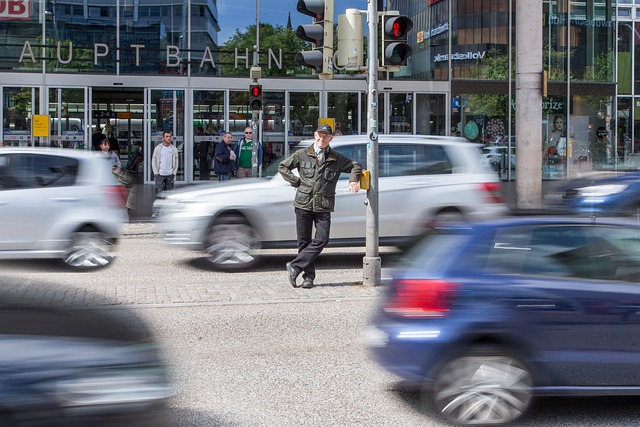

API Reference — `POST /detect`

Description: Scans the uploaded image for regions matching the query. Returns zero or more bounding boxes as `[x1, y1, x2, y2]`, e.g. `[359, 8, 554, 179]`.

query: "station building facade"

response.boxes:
[0, 0, 618, 184]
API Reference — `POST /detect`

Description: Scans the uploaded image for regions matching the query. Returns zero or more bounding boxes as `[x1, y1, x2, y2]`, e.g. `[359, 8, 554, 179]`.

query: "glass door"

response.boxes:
[2, 86, 39, 147]
[144, 89, 186, 183]
[48, 87, 89, 149]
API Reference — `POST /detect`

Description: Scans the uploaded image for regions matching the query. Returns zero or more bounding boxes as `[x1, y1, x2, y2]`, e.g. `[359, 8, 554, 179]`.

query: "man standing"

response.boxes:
[213, 131, 236, 181]
[234, 126, 263, 178]
[151, 130, 178, 199]
[278, 124, 362, 289]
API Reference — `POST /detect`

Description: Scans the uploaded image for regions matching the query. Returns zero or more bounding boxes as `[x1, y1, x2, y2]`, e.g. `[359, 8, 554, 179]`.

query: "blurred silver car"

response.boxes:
[0, 148, 128, 270]
[0, 287, 172, 426]
[154, 135, 509, 270]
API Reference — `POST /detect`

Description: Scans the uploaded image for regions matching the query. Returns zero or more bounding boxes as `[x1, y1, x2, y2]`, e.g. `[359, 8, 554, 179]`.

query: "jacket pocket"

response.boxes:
[319, 194, 335, 210]
[295, 188, 313, 206]
[323, 168, 339, 183]
[300, 161, 315, 178]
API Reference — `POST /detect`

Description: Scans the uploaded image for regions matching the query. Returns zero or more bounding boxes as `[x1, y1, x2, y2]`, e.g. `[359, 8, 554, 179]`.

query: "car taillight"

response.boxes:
[479, 182, 503, 204]
[384, 279, 458, 318]
[105, 185, 128, 209]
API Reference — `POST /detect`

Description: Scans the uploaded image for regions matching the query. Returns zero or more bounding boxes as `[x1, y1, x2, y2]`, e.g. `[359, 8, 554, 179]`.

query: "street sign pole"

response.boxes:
[363, 0, 380, 287]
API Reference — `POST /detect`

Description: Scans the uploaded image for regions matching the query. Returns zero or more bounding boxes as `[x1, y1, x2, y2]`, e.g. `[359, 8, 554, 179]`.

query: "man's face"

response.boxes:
[314, 131, 332, 149]
[163, 133, 172, 145]
[223, 134, 232, 144]
[244, 129, 253, 139]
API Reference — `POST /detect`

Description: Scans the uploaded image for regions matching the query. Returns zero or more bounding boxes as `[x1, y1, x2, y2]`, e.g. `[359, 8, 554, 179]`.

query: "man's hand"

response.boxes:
[349, 181, 360, 193]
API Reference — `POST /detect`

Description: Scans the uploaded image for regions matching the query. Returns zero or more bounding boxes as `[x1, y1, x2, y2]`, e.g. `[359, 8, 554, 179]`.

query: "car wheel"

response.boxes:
[63, 228, 116, 270]
[429, 347, 533, 425]
[204, 214, 261, 270]
[432, 209, 465, 227]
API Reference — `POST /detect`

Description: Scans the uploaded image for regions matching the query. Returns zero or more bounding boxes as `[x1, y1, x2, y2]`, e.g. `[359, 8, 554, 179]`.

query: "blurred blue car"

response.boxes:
[558, 172, 640, 216]
[367, 216, 640, 425]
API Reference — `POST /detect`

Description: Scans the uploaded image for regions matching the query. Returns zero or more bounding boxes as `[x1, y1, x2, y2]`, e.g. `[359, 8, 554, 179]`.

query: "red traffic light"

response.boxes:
[391, 20, 404, 38]
[384, 15, 413, 40]
[250, 85, 262, 97]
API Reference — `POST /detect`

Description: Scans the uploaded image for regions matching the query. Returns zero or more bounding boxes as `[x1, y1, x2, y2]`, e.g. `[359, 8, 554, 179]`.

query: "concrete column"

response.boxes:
[515, 0, 543, 209]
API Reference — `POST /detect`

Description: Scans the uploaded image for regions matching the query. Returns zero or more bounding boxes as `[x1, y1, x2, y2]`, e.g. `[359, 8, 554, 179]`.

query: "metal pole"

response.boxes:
[363, 0, 380, 287]
[251, 0, 260, 177]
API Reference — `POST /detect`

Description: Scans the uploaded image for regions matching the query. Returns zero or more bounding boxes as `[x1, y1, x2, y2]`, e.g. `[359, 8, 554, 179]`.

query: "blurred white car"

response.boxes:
[0, 148, 128, 270]
[154, 135, 509, 270]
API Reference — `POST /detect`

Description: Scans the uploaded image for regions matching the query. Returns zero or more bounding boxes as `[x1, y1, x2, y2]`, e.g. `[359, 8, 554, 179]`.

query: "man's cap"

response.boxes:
[316, 124, 333, 135]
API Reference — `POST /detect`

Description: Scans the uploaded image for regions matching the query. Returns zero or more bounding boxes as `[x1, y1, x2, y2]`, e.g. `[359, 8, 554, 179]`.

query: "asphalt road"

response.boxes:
[1, 234, 640, 426]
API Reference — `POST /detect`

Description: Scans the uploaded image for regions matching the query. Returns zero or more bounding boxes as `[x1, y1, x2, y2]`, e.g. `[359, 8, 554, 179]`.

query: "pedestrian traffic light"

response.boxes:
[381, 12, 413, 68]
[249, 84, 262, 111]
[295, 0, 334, 79]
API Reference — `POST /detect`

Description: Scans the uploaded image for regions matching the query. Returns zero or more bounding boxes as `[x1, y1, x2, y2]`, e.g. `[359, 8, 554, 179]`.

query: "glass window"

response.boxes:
[380, 144, 452, 176]
[149, 90, 185, 181]
[0, 154, 78, 190]
[2, 87, 38, 147]
[42, 1, 117, 74]
[288, 91, 319, 139]
[328, 92, 360, 136]
[484, 224, 640, 282]
[335, 143, 452, 177]
[228, 91, 252, 137]
[416, 94, 447, 135]
[484, 226, 586, 277]
[49, 87, 87, 149]
[192, 90, 224, 181]
[389, 93, 413, 134]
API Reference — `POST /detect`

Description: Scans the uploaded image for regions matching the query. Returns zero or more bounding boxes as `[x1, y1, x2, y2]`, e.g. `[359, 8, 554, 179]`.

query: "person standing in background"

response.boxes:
[195, 126, 211, 180]
[100, 136, 121, 168]
[151, 131, 178, 211]
[92, 126, 105, 151]
[234, 126, 263, 178]
[213, 131, 236, 181]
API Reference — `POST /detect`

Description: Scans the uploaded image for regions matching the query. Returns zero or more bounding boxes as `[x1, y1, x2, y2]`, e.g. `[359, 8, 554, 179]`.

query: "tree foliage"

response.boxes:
[218, 24, 312, 77]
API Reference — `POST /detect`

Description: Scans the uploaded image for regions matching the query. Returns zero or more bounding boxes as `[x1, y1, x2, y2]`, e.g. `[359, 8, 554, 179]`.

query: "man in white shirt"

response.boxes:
[151, 131, 179, 198]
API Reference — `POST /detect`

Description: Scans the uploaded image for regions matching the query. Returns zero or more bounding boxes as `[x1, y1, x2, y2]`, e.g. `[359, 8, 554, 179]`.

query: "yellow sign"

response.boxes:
[359, 170, 370, 190]
[32, 115, 50, 137]
[318, 117, 335, 133]
[118, 112, 133, 119]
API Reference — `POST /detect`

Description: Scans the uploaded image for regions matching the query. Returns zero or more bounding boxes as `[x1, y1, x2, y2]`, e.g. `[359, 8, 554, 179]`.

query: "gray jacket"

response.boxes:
[278, 145, 362, 212]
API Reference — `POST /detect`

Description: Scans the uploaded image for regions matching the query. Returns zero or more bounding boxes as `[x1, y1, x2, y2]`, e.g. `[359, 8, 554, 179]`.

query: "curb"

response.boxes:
[122, 222, 159, 236]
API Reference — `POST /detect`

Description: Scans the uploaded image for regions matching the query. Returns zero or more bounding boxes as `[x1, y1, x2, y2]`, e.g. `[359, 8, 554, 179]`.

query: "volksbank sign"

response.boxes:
[434, 51, 486, 63]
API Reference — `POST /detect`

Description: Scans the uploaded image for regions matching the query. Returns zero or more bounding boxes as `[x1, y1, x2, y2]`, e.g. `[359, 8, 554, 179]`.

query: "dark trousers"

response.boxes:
[199, 157, 210, 180]
[290, 207, 331, 281]
[154, 174, 174, 197]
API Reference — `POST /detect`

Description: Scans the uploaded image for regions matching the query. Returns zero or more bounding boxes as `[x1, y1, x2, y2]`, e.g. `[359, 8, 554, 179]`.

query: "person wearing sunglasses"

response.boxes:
[233, 126, 263, 178]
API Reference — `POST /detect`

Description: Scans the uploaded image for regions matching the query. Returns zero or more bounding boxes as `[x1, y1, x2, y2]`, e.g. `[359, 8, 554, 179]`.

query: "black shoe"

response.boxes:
[301, 278, 314, 289]
[286, 262, 300, 288]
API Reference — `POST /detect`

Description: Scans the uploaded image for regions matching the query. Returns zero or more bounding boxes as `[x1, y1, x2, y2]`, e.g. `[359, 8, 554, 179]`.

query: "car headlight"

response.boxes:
[577, 184, 628, 197]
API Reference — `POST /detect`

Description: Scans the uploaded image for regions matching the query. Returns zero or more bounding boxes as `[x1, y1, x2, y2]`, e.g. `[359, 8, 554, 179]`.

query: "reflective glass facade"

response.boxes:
[0, 0, 619, 184]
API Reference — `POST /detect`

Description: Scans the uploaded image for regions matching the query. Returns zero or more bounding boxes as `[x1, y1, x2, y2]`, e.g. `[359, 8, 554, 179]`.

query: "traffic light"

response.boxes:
[249, 84, 262, 111]
[295, 0, 334, 79]
[381, 12, 413, 68]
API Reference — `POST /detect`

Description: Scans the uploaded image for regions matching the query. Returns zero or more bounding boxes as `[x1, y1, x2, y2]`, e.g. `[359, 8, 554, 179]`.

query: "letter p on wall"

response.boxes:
[0, 0, 31, 20]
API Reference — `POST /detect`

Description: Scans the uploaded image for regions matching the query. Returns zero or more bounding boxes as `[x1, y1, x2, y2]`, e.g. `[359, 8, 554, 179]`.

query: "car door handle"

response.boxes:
[507, 298, 574, 311]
